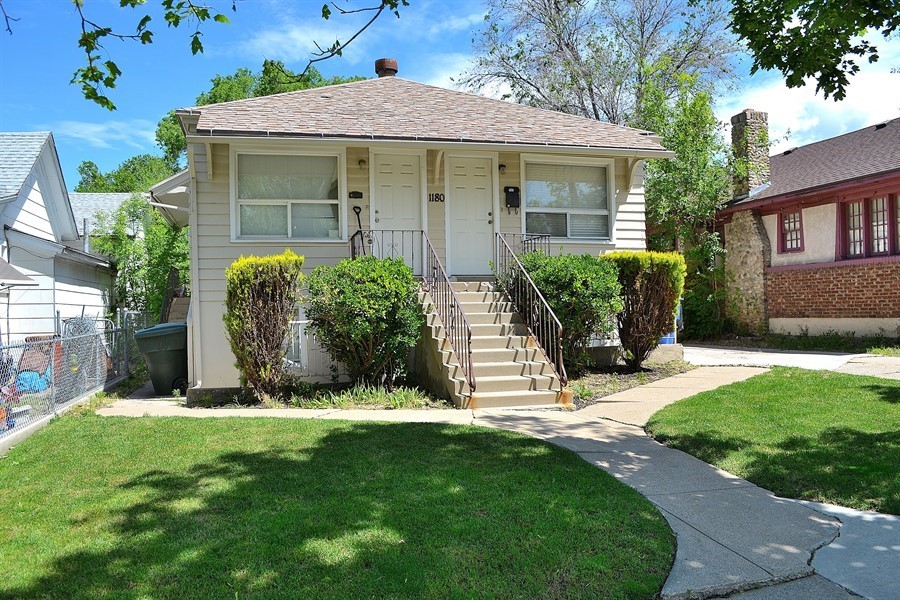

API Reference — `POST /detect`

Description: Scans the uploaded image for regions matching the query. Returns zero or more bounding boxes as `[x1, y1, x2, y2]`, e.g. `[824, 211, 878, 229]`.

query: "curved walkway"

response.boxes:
[97, 393, 890, 599]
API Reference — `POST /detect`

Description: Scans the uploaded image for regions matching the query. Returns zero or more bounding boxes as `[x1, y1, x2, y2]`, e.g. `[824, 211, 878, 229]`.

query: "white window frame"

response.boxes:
[230, 145, 347, 243]
[520, 154, 616, 241]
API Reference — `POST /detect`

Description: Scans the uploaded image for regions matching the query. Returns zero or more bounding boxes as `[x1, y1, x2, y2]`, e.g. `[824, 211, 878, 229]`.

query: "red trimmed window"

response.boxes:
[779, 210, 803, 252]
[895, 196, 900, 253]
[841, 195, 900, 258]
[845, 201, 865, 257]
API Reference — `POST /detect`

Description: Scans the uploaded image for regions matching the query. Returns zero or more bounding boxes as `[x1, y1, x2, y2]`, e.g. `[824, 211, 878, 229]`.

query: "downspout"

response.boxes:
[187, 170, 202, 394]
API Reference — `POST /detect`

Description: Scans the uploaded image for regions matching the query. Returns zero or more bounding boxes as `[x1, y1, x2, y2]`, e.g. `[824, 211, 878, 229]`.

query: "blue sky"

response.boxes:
[1, 0, 898, 190]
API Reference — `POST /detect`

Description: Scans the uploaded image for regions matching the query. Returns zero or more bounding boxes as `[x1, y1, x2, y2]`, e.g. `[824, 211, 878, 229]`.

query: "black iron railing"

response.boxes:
[423, 235, 475, 395]
[494, 233, 567, 389]
[500, 233, 551, 256]
[350, 229, 425, 275]
[350, 229, 474, 396]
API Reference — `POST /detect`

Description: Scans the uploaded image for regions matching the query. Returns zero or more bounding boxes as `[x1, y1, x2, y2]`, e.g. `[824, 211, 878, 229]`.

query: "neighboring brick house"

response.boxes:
[719, 111, 900, 337]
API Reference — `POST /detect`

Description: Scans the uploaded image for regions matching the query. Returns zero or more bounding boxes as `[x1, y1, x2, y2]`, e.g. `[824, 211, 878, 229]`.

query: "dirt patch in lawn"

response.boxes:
[570, 361, 695, 411]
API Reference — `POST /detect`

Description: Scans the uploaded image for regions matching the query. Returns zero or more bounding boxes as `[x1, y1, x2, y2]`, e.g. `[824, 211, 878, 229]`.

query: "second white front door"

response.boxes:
[372, 153, 423, 272]
[448, 156, 494, 275]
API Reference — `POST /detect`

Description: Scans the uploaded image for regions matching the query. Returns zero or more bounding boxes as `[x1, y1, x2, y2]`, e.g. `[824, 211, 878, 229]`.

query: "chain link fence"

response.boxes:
[0, 312, 153, 440]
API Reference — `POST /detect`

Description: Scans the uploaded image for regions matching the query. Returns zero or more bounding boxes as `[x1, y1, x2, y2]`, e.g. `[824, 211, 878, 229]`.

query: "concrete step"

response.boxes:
[470, 323, 529, 337]
[471, 335, 533, 349]
[466, 311, 520, 325]
[470, 347, 541, 363]
[461, 301, 515, 314]
[474, 374, 558, 392]
[451, 281, 495, 293]
[471, 360, 554, 377]
[454, 291, 504, 302]
[469, 389, 562, 409]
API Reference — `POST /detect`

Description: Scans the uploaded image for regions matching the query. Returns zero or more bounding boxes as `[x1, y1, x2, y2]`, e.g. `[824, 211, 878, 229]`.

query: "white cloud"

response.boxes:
[48, 120, 157, 150]
[238, 18, 374, 66]
[426, 12, 487, 37]
[717, 40, 900, 152]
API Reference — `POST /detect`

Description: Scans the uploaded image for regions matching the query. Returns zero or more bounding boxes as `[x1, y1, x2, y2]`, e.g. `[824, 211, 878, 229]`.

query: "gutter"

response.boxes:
[183, 132, 675, 159]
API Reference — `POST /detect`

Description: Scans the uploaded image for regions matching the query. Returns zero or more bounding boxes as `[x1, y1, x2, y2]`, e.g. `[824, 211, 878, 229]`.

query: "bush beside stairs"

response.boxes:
[418, 281, 573, 409]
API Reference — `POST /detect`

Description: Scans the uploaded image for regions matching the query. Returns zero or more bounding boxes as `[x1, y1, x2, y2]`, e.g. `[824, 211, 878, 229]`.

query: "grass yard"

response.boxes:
[0, 415, 673, 599]
[647, 368, 900, 513]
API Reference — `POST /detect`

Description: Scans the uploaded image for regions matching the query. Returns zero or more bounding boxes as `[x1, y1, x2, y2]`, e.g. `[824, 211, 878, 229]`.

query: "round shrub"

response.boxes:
[501, 252, 622, 375]
[305, 257, 422, 386]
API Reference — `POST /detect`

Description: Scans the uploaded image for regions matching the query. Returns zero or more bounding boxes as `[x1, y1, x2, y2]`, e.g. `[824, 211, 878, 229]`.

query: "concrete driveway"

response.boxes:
[684, 345, 900, 381]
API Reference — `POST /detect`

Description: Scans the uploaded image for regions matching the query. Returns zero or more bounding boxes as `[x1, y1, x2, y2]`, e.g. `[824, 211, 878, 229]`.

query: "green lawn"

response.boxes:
[647, 368, 900, 513]
[0, 415, 673, 599]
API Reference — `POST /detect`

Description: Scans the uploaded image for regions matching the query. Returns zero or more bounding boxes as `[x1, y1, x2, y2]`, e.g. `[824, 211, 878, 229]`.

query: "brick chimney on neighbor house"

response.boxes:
[375, 58, 398, 77]
[731, 109, 770, 199]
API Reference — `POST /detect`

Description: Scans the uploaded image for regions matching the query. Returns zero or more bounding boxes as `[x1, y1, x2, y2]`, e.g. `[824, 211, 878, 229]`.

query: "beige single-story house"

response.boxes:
[720, 111, 900, 337]
[171, 59, 671, 406]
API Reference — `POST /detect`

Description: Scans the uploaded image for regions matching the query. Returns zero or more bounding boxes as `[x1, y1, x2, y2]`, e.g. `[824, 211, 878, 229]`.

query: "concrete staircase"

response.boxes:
[420, 281, 572, 410]
[166, 297, 190, 323]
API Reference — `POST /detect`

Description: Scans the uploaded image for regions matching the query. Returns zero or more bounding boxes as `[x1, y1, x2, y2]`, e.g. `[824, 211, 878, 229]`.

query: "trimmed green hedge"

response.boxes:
[601, 251, 686, 369]
[224, 250, 305, 399]
[306, 257, 422, 386]
[507, 252, 622, 375]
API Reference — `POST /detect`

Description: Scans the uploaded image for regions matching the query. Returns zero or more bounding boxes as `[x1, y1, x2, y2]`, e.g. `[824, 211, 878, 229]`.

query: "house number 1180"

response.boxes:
[428, 193, 445, 202]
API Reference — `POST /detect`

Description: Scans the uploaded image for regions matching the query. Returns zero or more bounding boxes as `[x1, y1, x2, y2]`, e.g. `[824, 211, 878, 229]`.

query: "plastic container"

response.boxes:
[133, 323, 188, 395]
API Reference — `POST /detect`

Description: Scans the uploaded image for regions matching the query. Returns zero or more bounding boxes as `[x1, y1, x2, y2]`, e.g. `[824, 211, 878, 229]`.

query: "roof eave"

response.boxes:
[184, 131, 674, 158]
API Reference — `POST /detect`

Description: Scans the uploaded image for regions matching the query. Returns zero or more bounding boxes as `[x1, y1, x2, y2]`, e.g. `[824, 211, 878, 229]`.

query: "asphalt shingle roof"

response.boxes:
[181, 76, 667, 153]
[0, 132, 51, 199]
[739, 117, 900, 204]
[69, 192, 136, 236]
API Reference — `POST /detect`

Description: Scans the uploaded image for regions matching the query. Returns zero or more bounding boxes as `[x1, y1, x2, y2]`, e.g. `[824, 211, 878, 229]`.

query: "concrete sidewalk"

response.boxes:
[684, 345, 900, 381]
[97, 396, 887, 599]
[575, 366, 768, 426]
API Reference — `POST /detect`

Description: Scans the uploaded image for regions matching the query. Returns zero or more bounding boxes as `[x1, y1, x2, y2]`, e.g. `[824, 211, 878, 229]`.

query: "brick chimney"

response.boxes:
[731, 109, 770, 199]
[375, 58, 398, 77]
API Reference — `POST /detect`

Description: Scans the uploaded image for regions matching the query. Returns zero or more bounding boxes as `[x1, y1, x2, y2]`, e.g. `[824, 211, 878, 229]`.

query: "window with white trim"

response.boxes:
[779, 210, 803, 252]
[236, 153, 341, 240]
[523, 160, 612, 239]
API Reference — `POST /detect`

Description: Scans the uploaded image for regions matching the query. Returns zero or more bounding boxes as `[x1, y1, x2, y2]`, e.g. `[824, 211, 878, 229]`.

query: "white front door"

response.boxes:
[448, 156, 494, 275]
[372, 153, 423, 273]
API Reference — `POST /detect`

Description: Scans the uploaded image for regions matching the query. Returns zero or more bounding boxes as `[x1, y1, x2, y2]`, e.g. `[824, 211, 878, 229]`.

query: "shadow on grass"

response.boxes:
[1, 422, 672, 599]
[654, 426, 900, 514]
[862, 384, 900, 404]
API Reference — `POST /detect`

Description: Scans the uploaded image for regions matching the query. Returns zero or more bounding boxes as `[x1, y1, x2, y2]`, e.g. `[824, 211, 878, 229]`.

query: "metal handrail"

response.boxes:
[502, 233, 551, 256]
[422, 234, 475, 395]
[349, 228, 475, 396]
[494, 233, 567, 389]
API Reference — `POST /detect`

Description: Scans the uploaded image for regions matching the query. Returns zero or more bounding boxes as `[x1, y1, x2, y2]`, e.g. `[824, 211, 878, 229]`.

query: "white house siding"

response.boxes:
[1, 178, 55, 242]
[189, 141, 649, 391]
[763, 204, 837, 267]
[54, 258, 114, 323]
[3, 251, 55, 341]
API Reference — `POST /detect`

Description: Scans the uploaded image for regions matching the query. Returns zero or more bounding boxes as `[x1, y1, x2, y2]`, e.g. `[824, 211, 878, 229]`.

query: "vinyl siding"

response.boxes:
[54, 259, 114, 323]
[1, 177, 55, 241]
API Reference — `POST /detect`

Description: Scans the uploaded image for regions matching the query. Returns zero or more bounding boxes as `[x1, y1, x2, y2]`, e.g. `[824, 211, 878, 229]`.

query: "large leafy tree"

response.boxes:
[462, 0, 738, 125]
[155, 60, 365, 170]
[90, 195, 189, 317]
[75, 154, 175, 193]
[731, 0, 899, 100]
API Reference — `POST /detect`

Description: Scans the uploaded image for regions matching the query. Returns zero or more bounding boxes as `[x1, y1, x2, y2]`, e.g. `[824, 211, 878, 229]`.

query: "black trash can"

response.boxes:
[134, 323, 188, 395]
